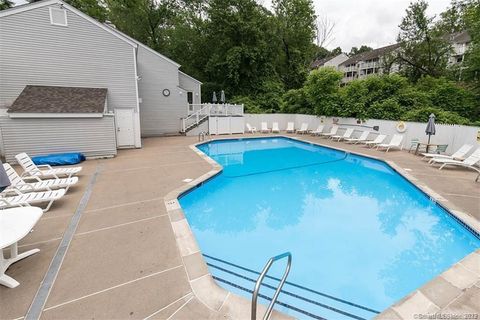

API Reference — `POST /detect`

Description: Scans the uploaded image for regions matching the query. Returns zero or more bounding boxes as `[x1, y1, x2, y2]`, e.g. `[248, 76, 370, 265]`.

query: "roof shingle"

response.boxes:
[8, 85, 108, 114]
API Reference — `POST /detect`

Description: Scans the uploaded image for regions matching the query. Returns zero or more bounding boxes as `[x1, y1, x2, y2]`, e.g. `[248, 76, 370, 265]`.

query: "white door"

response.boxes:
[115, 108, 135, 147]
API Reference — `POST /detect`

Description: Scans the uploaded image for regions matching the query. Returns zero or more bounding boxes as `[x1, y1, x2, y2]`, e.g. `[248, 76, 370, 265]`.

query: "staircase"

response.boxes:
[181, 105, 210, 133]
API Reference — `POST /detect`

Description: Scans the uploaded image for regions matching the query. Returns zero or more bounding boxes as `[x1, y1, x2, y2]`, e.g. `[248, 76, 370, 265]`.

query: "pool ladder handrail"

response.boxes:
[251, 252, 292, 320]
[198, 131, 209, 142]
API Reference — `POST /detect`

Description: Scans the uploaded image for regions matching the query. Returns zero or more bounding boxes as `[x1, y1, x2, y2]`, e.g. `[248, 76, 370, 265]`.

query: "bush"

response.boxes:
[415, 77, 478, 120]
[281, 88, 313, 114]
[229, 95, 262, 113]
[304, 68, 343, 116]
[401, 107, 470, 125]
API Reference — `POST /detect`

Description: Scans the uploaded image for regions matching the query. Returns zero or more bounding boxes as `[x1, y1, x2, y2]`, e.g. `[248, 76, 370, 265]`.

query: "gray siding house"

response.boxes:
[105, 25, 202, 136]
[0, 0, 201, 160]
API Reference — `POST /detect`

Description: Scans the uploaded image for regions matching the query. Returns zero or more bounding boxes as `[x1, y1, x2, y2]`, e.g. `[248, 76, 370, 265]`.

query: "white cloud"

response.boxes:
[264, 0, 452, 51]
[13, 0, 451, 52]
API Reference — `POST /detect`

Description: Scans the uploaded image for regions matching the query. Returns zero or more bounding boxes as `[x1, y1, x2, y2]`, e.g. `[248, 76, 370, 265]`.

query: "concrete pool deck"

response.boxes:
[0, 134, 479, 319]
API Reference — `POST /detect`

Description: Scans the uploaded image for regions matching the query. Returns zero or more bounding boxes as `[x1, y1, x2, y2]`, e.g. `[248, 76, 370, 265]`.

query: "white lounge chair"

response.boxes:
[0, 188, 66, 212]
[320, 125, 338, 138]
[311, 125, 325, 136]
[422, 144, 473, 163]
[246, 123, 257, 134]
[15, 153, 82, 179]
[272, 122, 280, 133]
[345, 131, 369, 144]
[260, 122, 270, 133]
[376, 134, 404, 152]
[3, 163, 78, 193]
[364, 134, 387, 148]
[432, 148, 480, 182]
[331, 128, 354, 141]
[286, 122, 295, 133]
[0, 206, 44, 288]
[297, 123, 309, 134]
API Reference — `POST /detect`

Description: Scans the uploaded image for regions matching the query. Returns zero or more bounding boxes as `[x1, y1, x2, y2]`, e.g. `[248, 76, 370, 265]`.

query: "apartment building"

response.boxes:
[338, 44, 400, 84]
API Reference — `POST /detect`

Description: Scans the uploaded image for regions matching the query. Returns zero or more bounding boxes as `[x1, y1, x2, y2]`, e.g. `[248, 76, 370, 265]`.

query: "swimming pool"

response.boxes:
[179, 137, 479, 319]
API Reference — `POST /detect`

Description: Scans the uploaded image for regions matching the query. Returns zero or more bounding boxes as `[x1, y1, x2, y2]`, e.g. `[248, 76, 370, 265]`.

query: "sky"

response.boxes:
[13, 0, 452, 52]
[261, 0, 452, 51]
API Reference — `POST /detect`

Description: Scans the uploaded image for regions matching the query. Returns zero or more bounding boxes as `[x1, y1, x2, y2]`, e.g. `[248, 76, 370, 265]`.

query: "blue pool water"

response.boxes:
[179, 137, 479, 319]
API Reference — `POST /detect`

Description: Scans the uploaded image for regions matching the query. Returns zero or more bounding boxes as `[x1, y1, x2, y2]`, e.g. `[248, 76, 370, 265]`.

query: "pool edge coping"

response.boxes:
[164, 134, 480, 319]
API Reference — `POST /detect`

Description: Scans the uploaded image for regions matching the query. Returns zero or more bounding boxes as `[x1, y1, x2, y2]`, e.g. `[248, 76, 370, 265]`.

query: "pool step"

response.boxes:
[203, 254, 380, 320]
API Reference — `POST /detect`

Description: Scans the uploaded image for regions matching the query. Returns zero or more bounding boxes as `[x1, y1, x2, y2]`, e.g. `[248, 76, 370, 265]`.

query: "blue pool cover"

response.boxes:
[179, 137, 479, 320]
[32, 153, 85, 166]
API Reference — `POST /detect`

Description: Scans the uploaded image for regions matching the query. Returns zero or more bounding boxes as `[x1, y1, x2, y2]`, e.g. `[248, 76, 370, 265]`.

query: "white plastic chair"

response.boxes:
[332, 128, 354, 141]
[272, 122, 280, 133]
[364, 134, 387, 148]
[345, 131, 369, 144]
[311, 125, 325, 136]
[320, 125, 338, 138]
[260, 122, 270, 133]
[0, 188, 66, 212]
[15, 153, 82, 179]
[246, 123, 257, 134]
[297, 123, 309, 134]
[422, 144, 473, 163]
[376, 134, 404, 152]
[286, 122, 295, 133]
[3, 163, 78, 193]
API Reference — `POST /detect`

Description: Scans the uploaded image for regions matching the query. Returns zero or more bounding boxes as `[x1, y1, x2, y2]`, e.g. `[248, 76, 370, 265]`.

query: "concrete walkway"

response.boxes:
[0, 135, 478, 319]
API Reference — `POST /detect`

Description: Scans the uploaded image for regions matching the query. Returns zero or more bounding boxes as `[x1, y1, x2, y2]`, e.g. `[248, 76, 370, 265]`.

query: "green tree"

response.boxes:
[436, 0, 469, 33]
[67, 0, 107, 21]
[0, 0, 13, 10]
[106, 0, 177, 51]
[273, 0, 317, 89]
[202, 0, 277, 97]
[304, 68, 343, 115]
[349, 45, 373, 56]
[281, 88, 312, 114]
[397, 0, 453, 81]
[462, 0, 480, 93]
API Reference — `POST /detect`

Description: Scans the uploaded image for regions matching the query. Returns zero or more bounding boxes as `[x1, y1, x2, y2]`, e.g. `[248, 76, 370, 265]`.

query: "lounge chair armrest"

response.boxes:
[37, 164, 54, 170]
[4, 187, 23, 195]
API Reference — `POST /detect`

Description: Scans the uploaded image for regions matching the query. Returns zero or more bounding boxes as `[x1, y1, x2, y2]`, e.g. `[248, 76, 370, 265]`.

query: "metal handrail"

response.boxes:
[251, 252, 292, 320]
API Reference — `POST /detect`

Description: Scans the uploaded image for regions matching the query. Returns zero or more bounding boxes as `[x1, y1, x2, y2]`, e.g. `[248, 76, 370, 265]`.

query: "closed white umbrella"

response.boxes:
[220, 90, 225, 104]
[212, 91, 217, 103]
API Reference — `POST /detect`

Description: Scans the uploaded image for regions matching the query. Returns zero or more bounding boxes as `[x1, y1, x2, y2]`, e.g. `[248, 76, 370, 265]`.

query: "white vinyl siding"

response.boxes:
[0, 116, 117, 162]
[136, 46, 188, 136]
[179, 73, 201, 105]
[0, 5, 137, 112]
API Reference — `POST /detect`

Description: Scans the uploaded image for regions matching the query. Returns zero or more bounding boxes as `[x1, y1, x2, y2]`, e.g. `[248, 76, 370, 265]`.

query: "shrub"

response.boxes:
[401, 107, 470, 125]
[281, 88, 313, 114]
[304, 68, 343, 116]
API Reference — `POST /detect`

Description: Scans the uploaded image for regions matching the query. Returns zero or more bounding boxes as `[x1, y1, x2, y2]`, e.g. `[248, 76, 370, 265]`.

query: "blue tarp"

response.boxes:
[32, 153, 85, 166]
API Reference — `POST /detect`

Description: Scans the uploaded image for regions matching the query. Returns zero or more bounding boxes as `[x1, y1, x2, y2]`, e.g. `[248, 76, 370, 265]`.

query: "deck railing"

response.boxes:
[182, 103, 244, 132]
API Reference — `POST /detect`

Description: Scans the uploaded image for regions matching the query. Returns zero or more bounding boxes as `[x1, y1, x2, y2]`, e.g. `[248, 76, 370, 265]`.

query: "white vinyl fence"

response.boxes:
[244, 114, 480, 154]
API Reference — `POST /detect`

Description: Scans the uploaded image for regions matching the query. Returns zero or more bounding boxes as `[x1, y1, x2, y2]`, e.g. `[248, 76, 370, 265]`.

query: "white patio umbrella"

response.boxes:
[212, 91, 217, 103]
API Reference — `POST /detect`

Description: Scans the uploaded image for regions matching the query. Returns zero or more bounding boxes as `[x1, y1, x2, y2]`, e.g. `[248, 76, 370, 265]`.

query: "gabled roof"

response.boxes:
[103, 23, 181, 68]
[310, 56, 335, 69]
[8, 85, 107, 114]
[0, 0, 137, 48]
[178, 70, 203, 84]
[340, 43, 400, 66]
[449, 31, 471, 44]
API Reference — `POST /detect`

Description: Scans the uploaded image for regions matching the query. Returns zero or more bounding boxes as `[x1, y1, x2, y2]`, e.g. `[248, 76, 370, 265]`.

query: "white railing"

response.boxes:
[188, 103, 244, 116]
[182, 103, 244, 132]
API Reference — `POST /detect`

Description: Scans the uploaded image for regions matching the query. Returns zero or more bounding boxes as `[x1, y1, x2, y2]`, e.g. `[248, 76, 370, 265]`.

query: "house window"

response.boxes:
[49, 7, 68, 26]
[187, 92, 193, 104]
